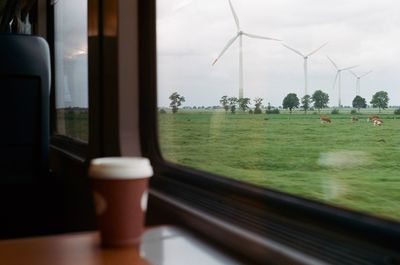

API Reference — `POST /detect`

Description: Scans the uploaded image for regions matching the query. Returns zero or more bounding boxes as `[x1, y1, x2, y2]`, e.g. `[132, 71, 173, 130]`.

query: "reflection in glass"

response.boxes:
[54, 0, 88, 141]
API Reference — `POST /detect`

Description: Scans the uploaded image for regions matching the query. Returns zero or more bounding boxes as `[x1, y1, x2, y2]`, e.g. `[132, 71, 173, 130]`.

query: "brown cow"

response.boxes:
[320, 115, 331, 124]
[368, 115, 379, 122]
[372, 118, 383, 126]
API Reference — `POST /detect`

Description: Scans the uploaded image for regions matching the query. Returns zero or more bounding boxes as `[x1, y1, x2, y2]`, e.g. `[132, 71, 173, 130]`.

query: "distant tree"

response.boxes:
[311, 90, 329, 113]
[265, 102, 280, 114]
[238, 97, 251, 112]
[219, 95, 229, 112]
[282, 93, 300, 114]
[370, 91, 389, 113]
[266, 108, 280, 114]
[228, 97, 238, 114]
[169, 92, 185, 113]
[267, 102, 272, 111]
[301, 95, 311, 114]
[331, 108, 339, 115]
[352, 96, 367, 112]
[253, 97, 263, 114]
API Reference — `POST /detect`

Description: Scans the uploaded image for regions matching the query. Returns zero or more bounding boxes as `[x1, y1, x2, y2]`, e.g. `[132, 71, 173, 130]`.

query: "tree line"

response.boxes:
[167, 90, 390, 114]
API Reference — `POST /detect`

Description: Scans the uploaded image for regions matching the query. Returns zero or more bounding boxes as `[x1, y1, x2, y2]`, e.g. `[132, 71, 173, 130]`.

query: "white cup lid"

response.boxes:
[89, 157, 153, 179]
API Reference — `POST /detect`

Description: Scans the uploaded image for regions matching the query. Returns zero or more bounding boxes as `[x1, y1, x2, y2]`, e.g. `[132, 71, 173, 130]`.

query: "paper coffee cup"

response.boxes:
[89, 157, 153, 247]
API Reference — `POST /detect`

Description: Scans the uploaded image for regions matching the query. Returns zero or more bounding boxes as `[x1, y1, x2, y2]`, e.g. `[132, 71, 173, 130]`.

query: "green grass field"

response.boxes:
[56, 108, 89, 141]
[159, 109, 400, 221]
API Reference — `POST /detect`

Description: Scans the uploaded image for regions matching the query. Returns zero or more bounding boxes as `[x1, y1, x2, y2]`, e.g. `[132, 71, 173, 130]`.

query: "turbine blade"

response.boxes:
[348, 69, 358, 78]
[327, 56, 338, 70]
[360, 70, 372, 78]
[242, 32, 281, 41]
[307, 42, 328, 57]
[333, 72, 339, 90]
[342, 65, 358, 71]
[212, 33, 240, 66]
[228, 0, 240, 30]
[281, 43, 304, 57]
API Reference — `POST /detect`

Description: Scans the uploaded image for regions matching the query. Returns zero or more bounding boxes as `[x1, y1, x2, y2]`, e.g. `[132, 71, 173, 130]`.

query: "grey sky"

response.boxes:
[157, 0, 400, 107]
[55, 0, 88, 108]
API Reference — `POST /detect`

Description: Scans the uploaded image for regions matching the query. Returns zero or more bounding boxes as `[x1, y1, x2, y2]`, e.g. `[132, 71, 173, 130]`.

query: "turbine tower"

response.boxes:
[327, 56, 358, 107]
[348, 70, 372, 96]
[282, 42, 327, 97]
[212, 0, 280, 99]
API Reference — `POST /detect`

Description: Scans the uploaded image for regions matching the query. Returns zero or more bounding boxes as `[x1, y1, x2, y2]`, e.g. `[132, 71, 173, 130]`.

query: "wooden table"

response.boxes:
[0, 226, 243, 265]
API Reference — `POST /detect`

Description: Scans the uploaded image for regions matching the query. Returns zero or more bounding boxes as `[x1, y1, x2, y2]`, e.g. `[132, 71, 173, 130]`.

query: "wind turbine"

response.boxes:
[327, 56, 358, 107]
[212, 0, 280, 99]
[282, 42, 327, 97]
[348, 70, 372, 97]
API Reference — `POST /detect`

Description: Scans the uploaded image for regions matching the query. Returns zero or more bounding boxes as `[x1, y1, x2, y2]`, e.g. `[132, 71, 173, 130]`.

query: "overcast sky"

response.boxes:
[157, 0, 400, 107]
[55, 0, 88, 108]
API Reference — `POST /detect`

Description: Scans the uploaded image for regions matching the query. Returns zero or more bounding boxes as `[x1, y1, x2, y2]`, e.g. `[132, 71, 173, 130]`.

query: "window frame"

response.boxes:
[47, 0, 129, 161]
[139, 0, 400, 263]
[46, 0, 90, 160]
[45, 0, 132, 232]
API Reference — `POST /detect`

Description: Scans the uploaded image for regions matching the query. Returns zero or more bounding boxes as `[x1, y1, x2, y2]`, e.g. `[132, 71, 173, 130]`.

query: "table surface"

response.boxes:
[0, 226, 243, 265]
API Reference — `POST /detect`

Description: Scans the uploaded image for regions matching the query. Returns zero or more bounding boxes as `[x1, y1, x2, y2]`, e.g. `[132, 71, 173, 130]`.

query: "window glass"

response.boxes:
[54, 0, 88, 141]
[157, 0, 400, 222]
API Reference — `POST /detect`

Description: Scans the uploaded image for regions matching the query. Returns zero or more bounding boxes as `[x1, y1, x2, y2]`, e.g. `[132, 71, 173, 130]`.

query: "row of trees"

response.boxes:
[222, 90, 389, 114]
[219, 96, 264, 114]
[218, 90, 330, 114]
[279, 90, 328, 114]
[282, 91, 389, 113]
[168, 90, 390, 114]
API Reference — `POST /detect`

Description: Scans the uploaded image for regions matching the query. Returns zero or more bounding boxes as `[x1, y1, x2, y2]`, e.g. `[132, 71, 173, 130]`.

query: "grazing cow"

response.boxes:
[368, 115, 379, 122]
[373, 118, 383, 126]
[320, 115, 331, 124]
[351, 116, 358, 123]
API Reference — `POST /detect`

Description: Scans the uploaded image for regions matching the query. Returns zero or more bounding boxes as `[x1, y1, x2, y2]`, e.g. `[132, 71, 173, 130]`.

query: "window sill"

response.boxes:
[148, 189, 325, 265]
[146, 170, 400, 265]
[0, 226, 249, 265]
[50, 134, 88, 163]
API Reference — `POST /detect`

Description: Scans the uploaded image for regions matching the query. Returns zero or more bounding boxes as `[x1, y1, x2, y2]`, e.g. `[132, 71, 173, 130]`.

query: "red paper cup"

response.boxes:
[89, 157, 153, 247]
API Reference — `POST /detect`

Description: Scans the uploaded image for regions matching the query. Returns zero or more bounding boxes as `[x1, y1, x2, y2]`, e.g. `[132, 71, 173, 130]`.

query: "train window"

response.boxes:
[156, 0, 400, 222]
[54, 0, 88, 141]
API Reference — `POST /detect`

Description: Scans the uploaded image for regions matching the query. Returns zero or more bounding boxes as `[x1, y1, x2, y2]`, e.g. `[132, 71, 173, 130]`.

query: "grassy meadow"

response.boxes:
[56, 108, 89, 141]
[159, 108, 400, 221]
